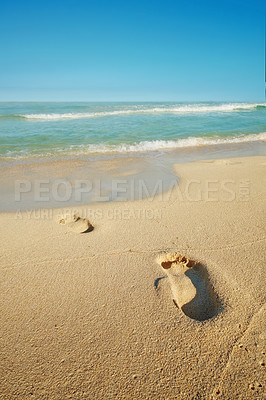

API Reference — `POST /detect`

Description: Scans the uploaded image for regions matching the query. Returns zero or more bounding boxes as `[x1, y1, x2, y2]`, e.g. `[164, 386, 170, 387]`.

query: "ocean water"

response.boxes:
[0, 102, 266, 160]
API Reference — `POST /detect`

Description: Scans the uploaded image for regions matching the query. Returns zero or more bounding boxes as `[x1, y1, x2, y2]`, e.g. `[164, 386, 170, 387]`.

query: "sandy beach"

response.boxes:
[1, 0, 266, 396]
[0, 154, 265, 399]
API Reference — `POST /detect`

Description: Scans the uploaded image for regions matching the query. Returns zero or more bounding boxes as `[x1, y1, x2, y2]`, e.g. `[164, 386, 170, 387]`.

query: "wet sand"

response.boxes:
[0, 140, 265, 212]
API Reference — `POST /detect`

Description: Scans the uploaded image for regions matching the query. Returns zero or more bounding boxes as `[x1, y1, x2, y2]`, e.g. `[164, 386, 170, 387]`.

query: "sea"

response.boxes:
[0, 102, 266, 161]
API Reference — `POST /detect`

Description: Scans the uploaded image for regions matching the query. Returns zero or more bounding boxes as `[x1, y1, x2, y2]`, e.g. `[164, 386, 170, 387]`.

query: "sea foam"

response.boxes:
[2, 132, 265, 160]
[35, 132, 266, 156]
[21, 103, 265, 121]
[71, 132, 266, 153]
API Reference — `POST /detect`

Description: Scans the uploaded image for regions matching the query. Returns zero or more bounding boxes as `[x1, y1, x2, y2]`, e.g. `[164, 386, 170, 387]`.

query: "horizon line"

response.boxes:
[0, 99, 265, 103]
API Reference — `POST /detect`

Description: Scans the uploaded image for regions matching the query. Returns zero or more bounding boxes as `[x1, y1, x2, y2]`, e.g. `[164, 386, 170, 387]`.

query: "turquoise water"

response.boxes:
[0, 102, 266, 159]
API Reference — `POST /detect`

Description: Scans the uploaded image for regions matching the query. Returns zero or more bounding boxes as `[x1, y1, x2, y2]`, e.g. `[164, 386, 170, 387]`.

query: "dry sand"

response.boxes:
[0, 155, 265, 399]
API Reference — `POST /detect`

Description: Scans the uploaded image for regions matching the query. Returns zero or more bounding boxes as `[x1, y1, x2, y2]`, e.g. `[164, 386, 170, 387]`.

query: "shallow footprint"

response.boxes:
[58, 214, 94, 233]
[157, 252, 219, 321]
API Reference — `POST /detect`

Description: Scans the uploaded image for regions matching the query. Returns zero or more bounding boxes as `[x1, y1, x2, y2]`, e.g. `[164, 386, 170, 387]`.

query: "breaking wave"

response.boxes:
[66, 132, 266, 153]
[3, 132, 265, 160]
[19, 103, 266, 121]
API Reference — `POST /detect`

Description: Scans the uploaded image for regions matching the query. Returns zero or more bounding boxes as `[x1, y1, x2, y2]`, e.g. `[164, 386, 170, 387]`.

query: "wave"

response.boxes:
[68, 132, 266, 153]
[19, 103, 266, 120]
[2, 132, 265, 160]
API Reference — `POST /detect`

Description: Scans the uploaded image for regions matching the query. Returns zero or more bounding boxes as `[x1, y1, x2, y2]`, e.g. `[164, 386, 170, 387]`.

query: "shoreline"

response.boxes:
[1, 140, 265, 212]
[0, 136, 265, 166]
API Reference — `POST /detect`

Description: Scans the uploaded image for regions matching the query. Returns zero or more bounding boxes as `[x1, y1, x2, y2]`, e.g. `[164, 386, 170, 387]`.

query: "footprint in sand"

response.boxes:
[157, 253, 219, 321]
[58, 214, 94, 233]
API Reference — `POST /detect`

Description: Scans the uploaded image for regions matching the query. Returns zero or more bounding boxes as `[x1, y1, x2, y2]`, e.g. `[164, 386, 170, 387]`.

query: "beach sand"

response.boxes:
[0, 155, 265, 399]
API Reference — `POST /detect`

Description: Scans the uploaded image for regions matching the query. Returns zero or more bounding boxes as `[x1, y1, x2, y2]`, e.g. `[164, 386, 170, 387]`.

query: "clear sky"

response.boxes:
[0, 0, 265, 101]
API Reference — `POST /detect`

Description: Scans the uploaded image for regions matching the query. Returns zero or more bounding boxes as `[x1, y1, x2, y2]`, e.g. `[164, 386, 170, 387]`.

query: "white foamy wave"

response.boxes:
[21, 103, 265, 120]
[2, 132, 265, 160]
[59, 132, 266, 154]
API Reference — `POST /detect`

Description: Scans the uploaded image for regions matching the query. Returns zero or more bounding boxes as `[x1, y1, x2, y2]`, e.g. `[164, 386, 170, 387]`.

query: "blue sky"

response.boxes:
[0, 0, 265, 101]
